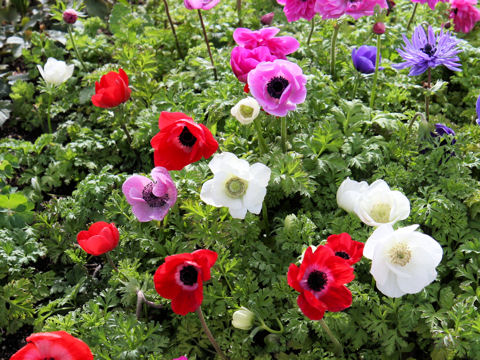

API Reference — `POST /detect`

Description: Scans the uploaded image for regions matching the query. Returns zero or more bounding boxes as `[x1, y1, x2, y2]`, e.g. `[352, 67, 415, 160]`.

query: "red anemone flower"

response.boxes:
[10, 331, 93, 360]
[77, 221, 120, 256]
[153, 249, 218, 315]
[91, 68, 131, 108]
[287, 246, 354, 320]
[325, 233, 364, 266]
[150, 112, 218, 171]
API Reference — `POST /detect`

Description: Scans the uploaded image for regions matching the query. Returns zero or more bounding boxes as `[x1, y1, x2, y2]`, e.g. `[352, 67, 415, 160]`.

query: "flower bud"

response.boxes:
[372, 22, 385, 35]
[231, 97, 260, 125]
[63, 9, 78, 24]
[260, 12, 274, 26]
[283, 214, 297, 231]
[232, 307, 255, 330]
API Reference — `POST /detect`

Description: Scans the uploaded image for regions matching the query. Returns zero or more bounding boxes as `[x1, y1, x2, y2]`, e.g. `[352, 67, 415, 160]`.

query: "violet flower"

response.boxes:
[122, 167, 177, 222]
[432, 123, 456, 145]
[476, 94, 480, 125]
[233, 27, 299, 59]
[247, 59, 307, 117]
[184, 0, 220, 10]
[277, 0, 317, 22]
[351, 45, 383, 74]
[394, 25, 462, 76]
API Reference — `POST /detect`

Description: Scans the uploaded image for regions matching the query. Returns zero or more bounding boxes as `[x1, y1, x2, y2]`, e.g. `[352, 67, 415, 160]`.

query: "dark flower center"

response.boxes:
[142, 182, 169, 208]
[307, 270, 328, 292]
[266, 76, 289, 99]
[335, 251, 350, 260]
[179, 126, 197, 147]
[421, 43, 436, 57]
[43, 358, 55, 360]
[180, 265, 198, 286]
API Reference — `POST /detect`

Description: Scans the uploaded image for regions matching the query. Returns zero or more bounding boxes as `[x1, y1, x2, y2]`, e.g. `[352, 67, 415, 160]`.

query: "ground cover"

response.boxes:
[1, 0, 480, 359]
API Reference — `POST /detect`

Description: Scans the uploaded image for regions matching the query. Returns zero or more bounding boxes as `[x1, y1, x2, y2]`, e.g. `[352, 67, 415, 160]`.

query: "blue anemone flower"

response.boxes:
[394, 25, 462, 76]
[351, 45, 382, 74]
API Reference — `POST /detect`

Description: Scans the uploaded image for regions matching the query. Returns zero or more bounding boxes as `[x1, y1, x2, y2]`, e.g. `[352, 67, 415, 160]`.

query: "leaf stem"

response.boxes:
[253, 117, 268, 155]
[162, 0, 183, 58]
[319, 319, 343, 357]
[197, 10, 218, 81]
[195, 306, 228, 360]
[259, 317, 283, 334]
[369, 34, 382, 110]
[406, 3, 418, 31]
[67, 25, 87, 73]
[136, 289, 163, 320]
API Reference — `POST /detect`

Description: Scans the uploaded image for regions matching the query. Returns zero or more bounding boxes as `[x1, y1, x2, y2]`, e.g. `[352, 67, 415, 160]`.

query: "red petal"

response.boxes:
[25, 331, 93, 360]
[153, 263, 182, 300]
[158, 112, 193, 129]
[297, 292, 326, 320]
[76, 230, 90, 242]
[88, 221, 111, 236]
[9, 342, 40, 360]
[319, 285, 352, 312]
[325, 256, 355, 285]
[243, 83, 249, 93]
[118, 68, 129, 86]
[192, 249, 218, 281]
[171, 287, 202, 315]
[78, 234, 113, 256]
[287, 263, 302, 293]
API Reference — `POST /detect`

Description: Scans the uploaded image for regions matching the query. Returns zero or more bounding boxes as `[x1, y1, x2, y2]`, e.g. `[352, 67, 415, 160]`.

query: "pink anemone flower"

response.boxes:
[411, 0, 447, 10]
[184, 0, 220, 10]
[233, 27, 299, 59]
[449, 0, 480, 33]
[122, 167, 177, 222]
[230, 46, 276, 83]
[277, 0, 317, 22]
[315, 0, 388, 20]
[247, 59, 307, 117]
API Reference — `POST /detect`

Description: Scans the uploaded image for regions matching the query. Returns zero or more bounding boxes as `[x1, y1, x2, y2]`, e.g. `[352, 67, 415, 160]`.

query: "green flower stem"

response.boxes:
[105, 253, 129, 283]
[46, 89, 53, 134]
[330, 22, 340, 80]
[319, 319, 343, 357]
[162, 0, 183, 58]
[67, 25, 87, 73]
[262, 201, 269, 230]
[197, 10, 218, 81]
[218, 263, 234, 293]
[425, 68, 431, 123]
[281, 116, 287, 153]
[407, 112, 425, 141]
[351, 72, 361, 100]
[259, 317, 284, 334]
[114, 106, 133, 145]
[253, 117, 268, 155]
[195, 306, 228, 360]
[307, 17, 315, 46]
[136, 289, 163, 320]
[236, 0, 242, 26]
[407, 3, 418, 31]
[369, 34, 382, 110]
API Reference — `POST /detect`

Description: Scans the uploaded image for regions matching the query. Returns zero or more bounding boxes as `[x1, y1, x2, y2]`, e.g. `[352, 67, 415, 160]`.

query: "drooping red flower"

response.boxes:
[10, 331, 93, 360]
[77, 221, 120, 256]
[91, 68, 131, 108]
[153, 249, 218, 315]
[287, 246, 354, 320]
[150, 112, 218, 171]
[325, 233, 364, 266]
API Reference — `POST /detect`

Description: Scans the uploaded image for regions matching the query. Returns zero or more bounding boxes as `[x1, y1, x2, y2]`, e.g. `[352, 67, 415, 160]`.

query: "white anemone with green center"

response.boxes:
[230, 97, 260, 125]
[337, 178, 410, 227]
[364, 224, 443, 298]
[200, 152, 271, 219]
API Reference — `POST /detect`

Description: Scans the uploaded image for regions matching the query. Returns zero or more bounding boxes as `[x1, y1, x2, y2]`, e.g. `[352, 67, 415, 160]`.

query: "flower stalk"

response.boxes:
[281, 116, 287, 153]
[351, 73, 361, 100]
[197, 10, 218, 81]
[253, 117, 268, 155]
[319, 319, 343, 357]
[425, 68, 431, 123]
[136, 290, 163, 320]
[67, 25, 87, 72]
[259, 317, 284, 334]
[369, 34, 382, 110]
[406, 3, 418, 31]
[114, 106, 133, 145]
[307, 17, 315, 46]
[162, 0, 183, 58]
[330, 22, 340, 80]
[236, 0, 242, 26]
[195, 306, 228, 360]
[46, 87, 53, 134]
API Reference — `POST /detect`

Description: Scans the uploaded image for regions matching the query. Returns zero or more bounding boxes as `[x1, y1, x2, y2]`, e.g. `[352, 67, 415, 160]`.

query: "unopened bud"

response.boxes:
[373, 22, 386, 35]
[63, 9, 78, 24]
[232, 307, 255, 330]
[443, 22, 451, 29]
[260, 12, 274, 26]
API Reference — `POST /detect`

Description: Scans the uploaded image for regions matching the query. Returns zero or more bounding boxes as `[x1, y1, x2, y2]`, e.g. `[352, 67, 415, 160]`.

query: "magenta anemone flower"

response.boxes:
[122, 167, 177, 222]
[247, 59, 307, 117]
[393, 25, 461, 76]
[476, 94, 480, 125]
[449, 0, 480, 33]
[277, 0, 317, 22]
[411, 0, 447, 10]
[231, 46, 276, 83]
[314, 0, 388, 20]
[184, 0, 220, 10]
[233, 27, 299, 59]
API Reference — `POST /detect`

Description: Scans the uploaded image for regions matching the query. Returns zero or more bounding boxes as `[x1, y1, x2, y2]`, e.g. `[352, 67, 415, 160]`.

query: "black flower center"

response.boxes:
[266, 76, 289, 99]
[421, 43, 435, 57]
[179, 126, 197, 147]
[142, 182, 169, 208]
[335, 251, 350, 260]
[180, 265, 198, 286]
[307, 270, 328, 292]
[43, 358, 55, 360]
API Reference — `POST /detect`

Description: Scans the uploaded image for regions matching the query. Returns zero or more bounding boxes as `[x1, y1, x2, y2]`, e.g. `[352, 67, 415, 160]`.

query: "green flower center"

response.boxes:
[225, 176, 248, 198]
[388, 242, 412, 267]
[239, 104, 254, 118]
[370, 203, 392, 223]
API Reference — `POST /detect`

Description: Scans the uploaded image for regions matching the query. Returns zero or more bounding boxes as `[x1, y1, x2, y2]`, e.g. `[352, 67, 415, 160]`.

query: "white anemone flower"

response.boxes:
[337, 178, 410, 227]
[230, 97, 260, 125]
[364, 224, 443, 298]
[200, 152, 271, 219]
[232, 307, 255, 330]
[37, 58, 74, 86]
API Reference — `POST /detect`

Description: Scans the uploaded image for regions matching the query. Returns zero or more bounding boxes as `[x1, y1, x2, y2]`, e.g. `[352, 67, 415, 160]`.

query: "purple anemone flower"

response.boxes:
[433, 123, 456, 145]
[184, 0, 220, 10]
[476, 94, 480, 126]
[351, 45, 383, 74]
[393, 25, 462, 76]
[122, 167, 177, 222]
[247, 59, 307, 117]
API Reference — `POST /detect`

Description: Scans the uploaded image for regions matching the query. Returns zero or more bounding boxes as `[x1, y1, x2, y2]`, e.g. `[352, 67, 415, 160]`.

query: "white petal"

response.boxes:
[37, 64, 45, 81]
[375, 270, 407, 298]
[389, 191, 410, 222]
[370, 252, 390, 286]
[229, 206, 247, 219]
[249, 162, 271, 187]
[364, 224, 394, 259]
[200, 179, 219, 206]
[244, 183, 267, 214]
[336, 178, 368, 213]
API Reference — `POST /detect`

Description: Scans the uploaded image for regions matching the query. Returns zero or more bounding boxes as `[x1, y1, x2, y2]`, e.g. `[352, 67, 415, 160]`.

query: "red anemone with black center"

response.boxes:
[325, 232, 364, 266]
[153, 249, 218, 315]
[10, 331, 93, 360]
[150, 112, 219, 171]
[287, 246, 354, 320]
[91, 68, 131, 108]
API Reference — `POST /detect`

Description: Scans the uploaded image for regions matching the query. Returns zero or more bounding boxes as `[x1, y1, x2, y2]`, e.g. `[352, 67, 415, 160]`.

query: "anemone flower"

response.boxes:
[325, 233, 364, 266]
[449, 0, 480, 33]
[233, 27, 299, 59]
[277, 0, 317, 22]
[476, 94, 480, 125]
[351, 45, 383, 74]
[314, 0, 388, 20]
[411, 0, 447, 9]
[393, 25, 461, 76]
